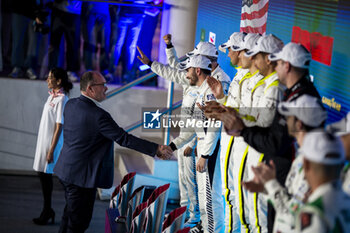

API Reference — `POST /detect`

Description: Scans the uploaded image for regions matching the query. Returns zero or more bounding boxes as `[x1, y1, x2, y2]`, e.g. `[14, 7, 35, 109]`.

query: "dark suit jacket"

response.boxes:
[54, 95, 158, 188]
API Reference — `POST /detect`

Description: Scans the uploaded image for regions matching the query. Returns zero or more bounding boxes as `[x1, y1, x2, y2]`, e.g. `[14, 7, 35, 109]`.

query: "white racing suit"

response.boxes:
[227, 70, 265, 233]
[221, 70, 282, 233]
[217, 67, 249, 233]
[171, 79, 224, 233]
[242, 71, 283, 233]
[264, 151, 309, 233]
[151, 52, 200, 224]
[295, 181, 350, 233]
[152, 47, 230, 232]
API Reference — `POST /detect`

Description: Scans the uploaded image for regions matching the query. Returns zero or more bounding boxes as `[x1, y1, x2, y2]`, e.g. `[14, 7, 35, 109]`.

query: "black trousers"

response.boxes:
[58, 180, 96, 233]
[49, 8, 81, 72]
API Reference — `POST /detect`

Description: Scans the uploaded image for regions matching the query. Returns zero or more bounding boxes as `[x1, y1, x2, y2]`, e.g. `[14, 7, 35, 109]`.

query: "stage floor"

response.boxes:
[0, 174, 107, 233]
[0, 173, 180, 233]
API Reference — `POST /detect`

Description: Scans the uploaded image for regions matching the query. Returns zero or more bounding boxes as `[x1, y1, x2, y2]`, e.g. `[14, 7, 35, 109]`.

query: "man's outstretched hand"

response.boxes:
[156, 145, 173, 160]
[137, 46, 150, 65]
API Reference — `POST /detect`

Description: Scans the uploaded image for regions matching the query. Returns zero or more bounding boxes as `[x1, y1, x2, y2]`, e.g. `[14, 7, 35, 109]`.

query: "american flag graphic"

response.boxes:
[240, 0, 269, 35]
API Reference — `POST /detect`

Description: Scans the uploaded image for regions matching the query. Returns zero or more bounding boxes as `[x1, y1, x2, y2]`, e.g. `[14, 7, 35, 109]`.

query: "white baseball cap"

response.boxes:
[268, 42, 312, 69]
[179, 55, 212, 71]
[186, 41, 218, 58]
[300, 131, 345, 165]
[245, 34, 284, 57]
[219, 32, 247, 51]
[241, 33, 261, 51]
[278, 95, 327, 127]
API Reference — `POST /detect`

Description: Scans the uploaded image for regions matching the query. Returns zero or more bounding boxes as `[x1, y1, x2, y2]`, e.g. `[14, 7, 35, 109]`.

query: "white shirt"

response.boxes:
[82, 93, 102, 107]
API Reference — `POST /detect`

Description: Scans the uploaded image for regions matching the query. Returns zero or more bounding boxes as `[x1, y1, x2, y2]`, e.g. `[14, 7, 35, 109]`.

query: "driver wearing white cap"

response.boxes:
[295, 131, 350, 233]
[207, 31, 264, 233]
[209, 31, 249, 233]
[216, 32, 249, 107]
[235, 34, 284, 233]
[164, 38, 228, 233]
[137, 37, 230, 232]
[220, 32, 268, 233]
[245, 34, 285, 127]
[168, 55, 224, 233]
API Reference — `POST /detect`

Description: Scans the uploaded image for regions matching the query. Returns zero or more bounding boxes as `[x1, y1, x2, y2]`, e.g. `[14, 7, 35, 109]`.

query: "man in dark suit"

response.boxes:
[54, 71, 172, 233]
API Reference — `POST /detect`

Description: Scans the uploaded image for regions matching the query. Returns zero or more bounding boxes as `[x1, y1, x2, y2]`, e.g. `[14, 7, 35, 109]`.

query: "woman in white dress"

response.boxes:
[32, 68, 73, 225]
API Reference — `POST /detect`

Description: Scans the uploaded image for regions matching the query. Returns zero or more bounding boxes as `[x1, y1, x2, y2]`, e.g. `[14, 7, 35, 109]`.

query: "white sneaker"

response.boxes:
[67, 71, 78, 82]
[26, 68, 37, 80]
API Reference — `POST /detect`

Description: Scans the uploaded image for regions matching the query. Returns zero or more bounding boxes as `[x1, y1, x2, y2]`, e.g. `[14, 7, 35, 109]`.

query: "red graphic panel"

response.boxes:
[291, 26, 334, 66]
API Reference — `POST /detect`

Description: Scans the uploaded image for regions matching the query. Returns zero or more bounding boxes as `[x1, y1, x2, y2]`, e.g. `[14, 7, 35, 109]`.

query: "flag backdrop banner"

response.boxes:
[240, 0, 269, 35]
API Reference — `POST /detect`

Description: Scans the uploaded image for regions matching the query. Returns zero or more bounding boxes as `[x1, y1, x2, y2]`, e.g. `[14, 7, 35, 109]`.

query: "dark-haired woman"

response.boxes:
[32, 68, 73, 225]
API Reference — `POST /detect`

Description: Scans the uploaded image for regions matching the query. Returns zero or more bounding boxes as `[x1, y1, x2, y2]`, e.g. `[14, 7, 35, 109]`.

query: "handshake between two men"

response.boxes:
[156, 145, 174, 160]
